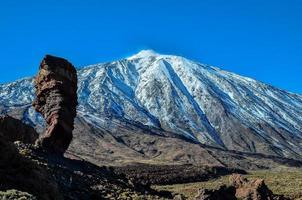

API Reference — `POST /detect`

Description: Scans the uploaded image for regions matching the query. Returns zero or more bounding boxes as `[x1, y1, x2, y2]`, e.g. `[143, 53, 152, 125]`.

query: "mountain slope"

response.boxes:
[0, 50, 302, 160]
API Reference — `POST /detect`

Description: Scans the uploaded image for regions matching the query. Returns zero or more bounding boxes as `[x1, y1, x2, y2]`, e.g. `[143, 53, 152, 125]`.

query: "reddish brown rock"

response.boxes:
[193, 174, 289, 200]
[33, 55, 78, 154]
[229, 174, 288, 200]
[0, 115, 38, 143]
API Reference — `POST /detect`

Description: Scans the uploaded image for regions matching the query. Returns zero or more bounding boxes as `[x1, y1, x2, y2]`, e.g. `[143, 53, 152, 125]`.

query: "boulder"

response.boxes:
[0, 115, 38, 143]
[194, 185, 236, 200]
[194, 174, 289, 200]
[0, 136, 62, 200]
[33, 55, 78, 154]
[229, 174, 288, 200]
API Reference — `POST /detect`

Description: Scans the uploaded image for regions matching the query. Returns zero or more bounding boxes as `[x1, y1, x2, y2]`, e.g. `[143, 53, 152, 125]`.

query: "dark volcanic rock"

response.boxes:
[33, 55, 78, 154]
[13, 141, 171, 200]
[0, 136, 62, 200]
[0, 136, 170, 200]
[193, 174, 290, 200]
[114, 164, 246, 186]
[194, 185, 236, 200]
[0, 115, 38, 143]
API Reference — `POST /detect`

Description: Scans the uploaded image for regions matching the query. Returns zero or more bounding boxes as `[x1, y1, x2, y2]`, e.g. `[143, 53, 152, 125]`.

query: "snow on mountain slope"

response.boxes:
[1, 50, 302, 159]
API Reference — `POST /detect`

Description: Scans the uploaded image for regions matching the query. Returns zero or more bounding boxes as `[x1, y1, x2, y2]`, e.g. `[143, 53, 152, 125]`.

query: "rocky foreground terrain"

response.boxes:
[156, 169, 302, 200]
[0, 134, 294, 200]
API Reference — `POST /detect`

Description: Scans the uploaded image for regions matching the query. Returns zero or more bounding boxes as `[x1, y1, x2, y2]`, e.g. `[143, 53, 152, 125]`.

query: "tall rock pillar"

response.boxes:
[33, 55, 78, 154]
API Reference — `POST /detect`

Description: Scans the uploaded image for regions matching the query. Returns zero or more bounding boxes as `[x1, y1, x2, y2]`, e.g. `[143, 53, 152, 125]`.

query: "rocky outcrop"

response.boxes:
[0, 136, 62, 200]
[0, 135, 170, 200]
[229, 174, 288, 200]
[33, 55, 78, 154]
[114, 164, 246, 186]
[0, 115, 38, 143]
[194, 185, 236, 200]
[194, 174, 289, 200]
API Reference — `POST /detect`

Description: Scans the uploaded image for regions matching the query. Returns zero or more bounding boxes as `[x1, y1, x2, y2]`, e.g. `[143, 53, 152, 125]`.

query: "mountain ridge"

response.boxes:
[0, 50, 302, 161]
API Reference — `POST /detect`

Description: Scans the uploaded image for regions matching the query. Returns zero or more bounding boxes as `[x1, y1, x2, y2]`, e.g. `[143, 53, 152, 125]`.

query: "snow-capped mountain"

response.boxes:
[1, 50, 302, 159]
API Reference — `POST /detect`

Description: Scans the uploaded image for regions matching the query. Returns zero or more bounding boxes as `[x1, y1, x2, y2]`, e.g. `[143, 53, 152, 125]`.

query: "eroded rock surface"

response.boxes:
[33, 55, 78, 154]
[0, 115, 38, 143]
[229, 174, 287, 200]
[194, 185, 236, 200]
[0, 136, 62, 200]
[194, 174, 289, 200]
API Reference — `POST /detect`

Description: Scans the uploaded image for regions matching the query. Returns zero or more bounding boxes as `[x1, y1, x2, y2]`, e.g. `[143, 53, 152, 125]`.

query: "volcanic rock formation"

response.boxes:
[0, 115, 38, 143]
[0, 136, 62, 200]
[229, 174, 288, 200]
[33, 55, 78, 154]
[194, 185, 236, 200]
[194, 174, 289, 200]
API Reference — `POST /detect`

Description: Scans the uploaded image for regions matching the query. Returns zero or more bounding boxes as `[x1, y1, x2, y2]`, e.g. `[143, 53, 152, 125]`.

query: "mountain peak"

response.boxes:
[1, 52, 302, 160]
[127, 49, 160, 60]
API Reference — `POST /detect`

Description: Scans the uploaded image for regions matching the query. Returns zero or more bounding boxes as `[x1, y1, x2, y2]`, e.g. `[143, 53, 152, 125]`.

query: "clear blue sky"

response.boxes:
[0, 0, 301, 93]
